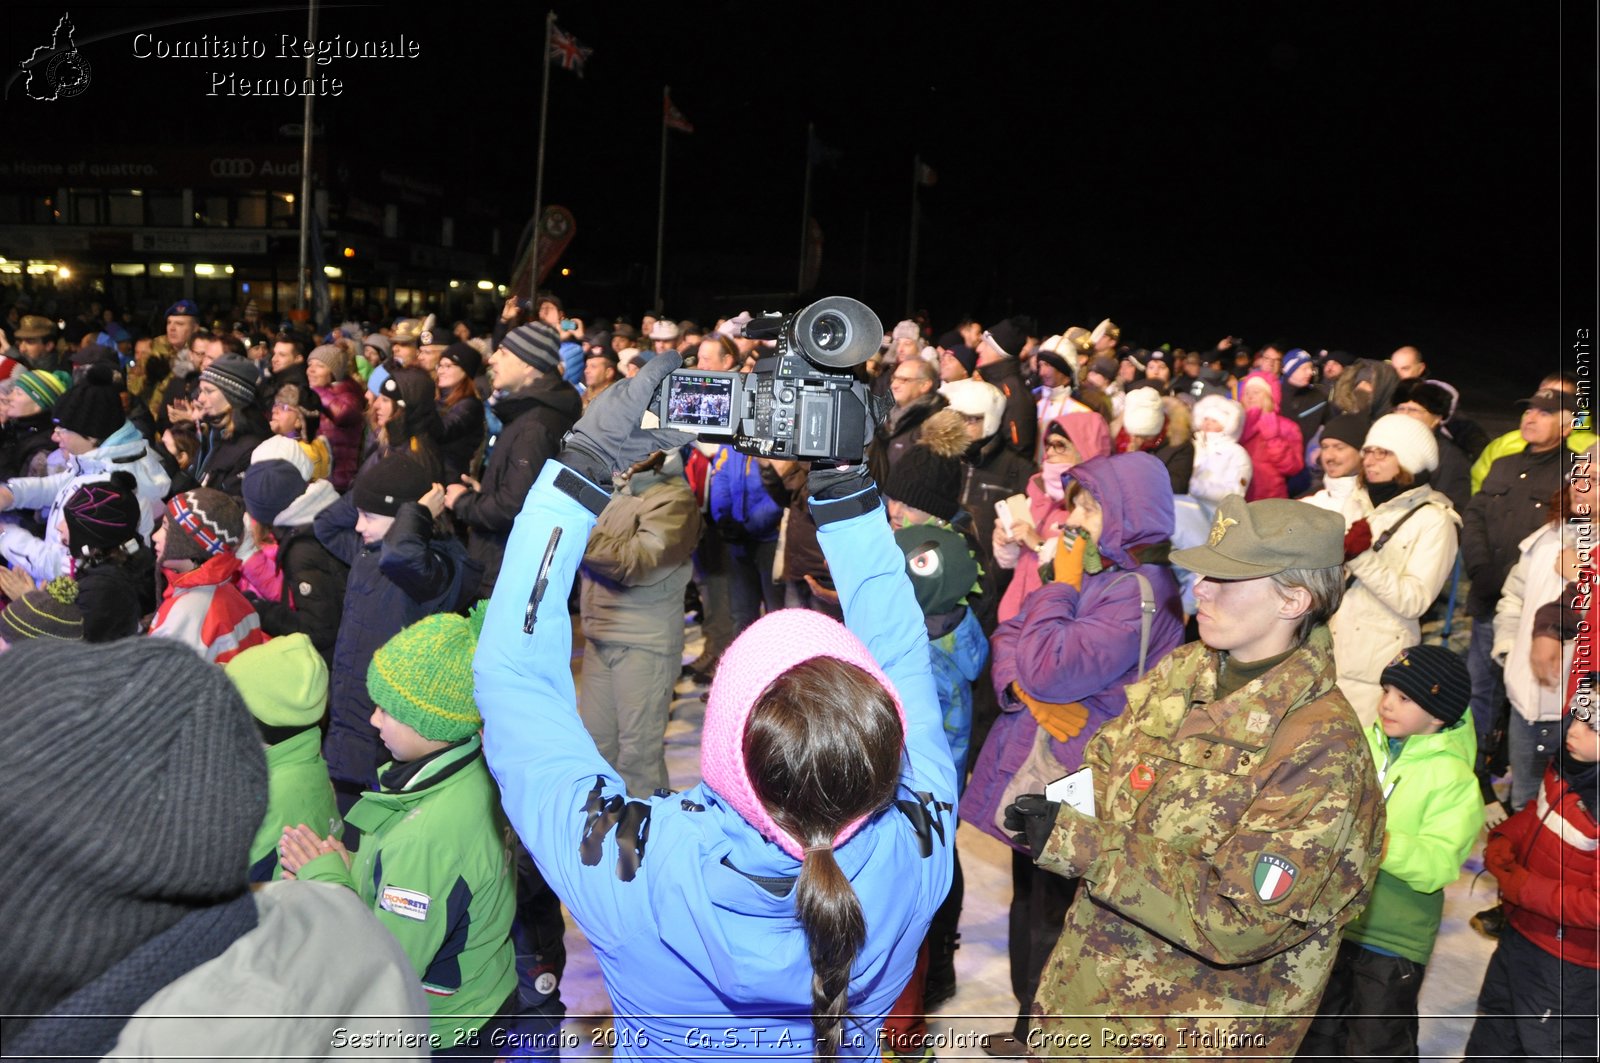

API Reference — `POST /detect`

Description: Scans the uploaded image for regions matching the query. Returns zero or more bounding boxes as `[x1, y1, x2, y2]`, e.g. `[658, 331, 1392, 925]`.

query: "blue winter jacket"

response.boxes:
[706, 445, 783, 542]
[475, 462, 956, 1059]
[928, 606, 987, 787]
[969, 452, 1186, 849]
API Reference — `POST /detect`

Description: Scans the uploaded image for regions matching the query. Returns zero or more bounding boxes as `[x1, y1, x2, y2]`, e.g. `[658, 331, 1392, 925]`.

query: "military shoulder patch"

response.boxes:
[1253, 853, 1297, 903]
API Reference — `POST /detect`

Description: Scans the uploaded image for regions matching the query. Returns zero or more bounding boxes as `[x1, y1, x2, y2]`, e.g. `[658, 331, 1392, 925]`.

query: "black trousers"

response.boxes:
[1465, 923, 1599, 1060]
[1298, 938, 1424, 1061]
[1008, 849, 1077, 1039]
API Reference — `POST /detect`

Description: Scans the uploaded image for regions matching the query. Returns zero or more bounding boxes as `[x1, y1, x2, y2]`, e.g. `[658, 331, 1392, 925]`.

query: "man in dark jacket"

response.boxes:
[1462, 386, 1576, 780]
[974, 319, 1037, 459]
[866, 356, 946, 487]
[445, 322, 580, 600]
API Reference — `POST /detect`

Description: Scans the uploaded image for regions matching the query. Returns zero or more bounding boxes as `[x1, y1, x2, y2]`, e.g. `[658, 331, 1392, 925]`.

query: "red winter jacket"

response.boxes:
[149, 551, 269, 665]
[1488, 762, 1600, 969]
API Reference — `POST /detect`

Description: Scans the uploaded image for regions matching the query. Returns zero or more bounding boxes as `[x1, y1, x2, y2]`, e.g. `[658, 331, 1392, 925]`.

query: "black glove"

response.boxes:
[1003, 793, 1061, 860]
[805, 463, 880, 527]
[559, 353, 696, 485]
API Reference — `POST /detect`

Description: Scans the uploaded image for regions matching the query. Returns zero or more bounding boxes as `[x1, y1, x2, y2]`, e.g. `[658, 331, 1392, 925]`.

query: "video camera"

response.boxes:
[652, 296, 890, 464]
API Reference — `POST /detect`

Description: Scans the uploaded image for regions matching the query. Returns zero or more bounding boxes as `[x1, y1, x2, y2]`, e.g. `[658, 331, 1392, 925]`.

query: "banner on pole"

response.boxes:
[664, 89, 694, 133]
[511, 205, 577, 294]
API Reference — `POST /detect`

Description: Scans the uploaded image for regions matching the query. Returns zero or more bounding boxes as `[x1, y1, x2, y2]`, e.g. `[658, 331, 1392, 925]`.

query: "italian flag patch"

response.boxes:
[1253, 853, 1298, 903]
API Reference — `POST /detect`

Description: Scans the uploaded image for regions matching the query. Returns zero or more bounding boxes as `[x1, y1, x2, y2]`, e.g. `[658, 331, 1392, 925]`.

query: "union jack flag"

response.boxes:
[549, 25, 592, 76]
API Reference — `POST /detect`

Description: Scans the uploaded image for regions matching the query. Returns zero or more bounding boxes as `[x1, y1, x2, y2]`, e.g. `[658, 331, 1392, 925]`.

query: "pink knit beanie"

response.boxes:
[701, 608, 908, 860]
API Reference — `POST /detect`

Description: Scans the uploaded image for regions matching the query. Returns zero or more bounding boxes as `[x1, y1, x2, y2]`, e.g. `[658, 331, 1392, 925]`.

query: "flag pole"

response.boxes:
[904, 153, 922, 318]
[529, 10, 556, 302]
[653, 85, 670, 313]
[294, 0, 319, 316]
[797, 122, 815, 296]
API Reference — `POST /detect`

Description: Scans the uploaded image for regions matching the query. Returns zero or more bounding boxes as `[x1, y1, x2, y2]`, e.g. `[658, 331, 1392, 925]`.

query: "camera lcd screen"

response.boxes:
[664, 373, 736, 429]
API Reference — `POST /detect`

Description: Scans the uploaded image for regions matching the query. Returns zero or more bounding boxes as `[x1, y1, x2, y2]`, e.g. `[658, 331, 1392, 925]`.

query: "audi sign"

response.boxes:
[209, 157, 256, 178]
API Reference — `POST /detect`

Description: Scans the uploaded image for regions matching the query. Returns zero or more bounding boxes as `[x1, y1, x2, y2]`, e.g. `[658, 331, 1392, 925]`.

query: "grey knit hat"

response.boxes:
[0, 638, 268, 1029]
[198, 352, 261, 410]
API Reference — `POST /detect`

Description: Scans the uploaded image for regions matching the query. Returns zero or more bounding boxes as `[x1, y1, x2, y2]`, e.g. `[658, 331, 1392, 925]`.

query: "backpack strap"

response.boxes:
[1107, 569, 1156, 677]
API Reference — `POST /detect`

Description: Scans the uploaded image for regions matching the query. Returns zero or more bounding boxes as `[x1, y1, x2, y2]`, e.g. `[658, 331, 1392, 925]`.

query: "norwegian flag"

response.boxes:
[663, 88, 694, 133]
[549, 24, 592, 76]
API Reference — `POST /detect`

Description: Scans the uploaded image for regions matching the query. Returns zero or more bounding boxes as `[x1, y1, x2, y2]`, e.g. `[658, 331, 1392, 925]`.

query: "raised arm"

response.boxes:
[809, 466, 954, 805]
[474, 356, 692, 949]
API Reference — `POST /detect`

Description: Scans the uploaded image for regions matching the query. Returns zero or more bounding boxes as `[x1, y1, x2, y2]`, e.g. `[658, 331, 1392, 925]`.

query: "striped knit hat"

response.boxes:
[13, 368, 71, 411]
[500, 322, 561, 374]
[163, 488, 243, 563]
[198, 352, 261, 410]
[366, 604, 485, 743]
[0, 576, 84, 643]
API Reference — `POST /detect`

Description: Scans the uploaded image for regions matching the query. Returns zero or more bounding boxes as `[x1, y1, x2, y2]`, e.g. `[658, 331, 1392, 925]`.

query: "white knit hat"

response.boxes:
[251, 435, 315, 481]
[1364, 412, 1439, 474]
[1122, 386, 1165, 437]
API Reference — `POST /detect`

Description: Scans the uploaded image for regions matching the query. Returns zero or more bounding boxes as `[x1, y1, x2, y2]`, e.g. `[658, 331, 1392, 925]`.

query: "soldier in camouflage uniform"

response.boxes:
[1005, 495, 1386, 1057]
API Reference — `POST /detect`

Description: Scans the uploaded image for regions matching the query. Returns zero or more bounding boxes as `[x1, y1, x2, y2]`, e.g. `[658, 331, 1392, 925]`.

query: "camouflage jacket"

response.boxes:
[1029, 625, 1384, 1058]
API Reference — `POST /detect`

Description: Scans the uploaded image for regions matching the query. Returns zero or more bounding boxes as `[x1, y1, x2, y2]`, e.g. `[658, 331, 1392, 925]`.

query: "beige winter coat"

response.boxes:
[1329, 485, 1460, 726]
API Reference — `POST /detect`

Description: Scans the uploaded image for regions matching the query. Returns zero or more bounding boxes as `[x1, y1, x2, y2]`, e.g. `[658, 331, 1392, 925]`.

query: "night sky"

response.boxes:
[10, 1, 1595, 387]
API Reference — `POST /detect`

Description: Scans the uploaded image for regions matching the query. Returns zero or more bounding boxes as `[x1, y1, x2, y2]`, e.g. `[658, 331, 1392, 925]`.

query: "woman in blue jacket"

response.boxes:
[475, 355, 956, 1059]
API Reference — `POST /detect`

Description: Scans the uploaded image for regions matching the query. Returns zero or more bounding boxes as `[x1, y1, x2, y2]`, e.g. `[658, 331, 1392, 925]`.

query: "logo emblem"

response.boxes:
[1253, 853, 1298, 903]
[1129, 763, 1155, 791]
[1207, 513, 1238, 547]
[379, 886, 431, 921]
[21, 13, 92, 101]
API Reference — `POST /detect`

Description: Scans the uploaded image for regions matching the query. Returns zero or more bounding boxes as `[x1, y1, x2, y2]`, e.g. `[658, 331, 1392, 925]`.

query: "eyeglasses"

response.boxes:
[1361, 446, 1394, 460]
[1044, 439, 1075, 456]
[891, 374, 924, 384]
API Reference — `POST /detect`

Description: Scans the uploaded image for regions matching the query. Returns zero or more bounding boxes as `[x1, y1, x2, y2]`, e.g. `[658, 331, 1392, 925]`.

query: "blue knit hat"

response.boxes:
[1281, 348, 1313, 381]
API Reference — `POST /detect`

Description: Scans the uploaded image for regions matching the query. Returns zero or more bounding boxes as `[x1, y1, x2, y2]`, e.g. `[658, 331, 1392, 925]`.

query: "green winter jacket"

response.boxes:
[251, 728, 341, 881]
[300, 736, 516, 1041]
[1344, 714, 1482, 964]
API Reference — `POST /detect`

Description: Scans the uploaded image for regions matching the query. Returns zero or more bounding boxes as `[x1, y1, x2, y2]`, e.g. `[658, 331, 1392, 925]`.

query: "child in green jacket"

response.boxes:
[1299, 644, 1482, 1059]
[280, 608, 516, 1054]
[224, 633, 339, 882]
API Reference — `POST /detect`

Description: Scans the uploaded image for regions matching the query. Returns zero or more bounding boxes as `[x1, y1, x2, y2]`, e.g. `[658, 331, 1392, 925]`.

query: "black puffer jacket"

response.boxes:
[1462, 443, 1575, 617]
[195, 421, 269, 497]
[250, 526, 349, 664]
[452, 376, 581, 600]
[437, 393, 485, 485]
[976, 358, 1037, 459]
[315, 495, 480, 789]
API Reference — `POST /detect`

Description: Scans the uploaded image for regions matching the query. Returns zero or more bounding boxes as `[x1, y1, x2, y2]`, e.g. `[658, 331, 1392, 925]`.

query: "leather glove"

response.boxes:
[559, 352, 695, 485]
[806, 463, 873, 503]
[1003, 793, 1061, 860]
[1343, 518, 1373, 561]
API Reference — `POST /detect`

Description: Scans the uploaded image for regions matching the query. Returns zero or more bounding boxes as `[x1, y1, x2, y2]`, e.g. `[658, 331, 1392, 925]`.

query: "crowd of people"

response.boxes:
[0, 291, 1594, 1060]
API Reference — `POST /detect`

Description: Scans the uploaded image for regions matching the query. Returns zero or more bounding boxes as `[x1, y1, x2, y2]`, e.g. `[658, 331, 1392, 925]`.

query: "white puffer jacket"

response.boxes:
[1329, 484, 1460, 726]
[0, 420, 169, 581]
[1189, 395, 1252, 513]
[1494, 522, 1575, 724]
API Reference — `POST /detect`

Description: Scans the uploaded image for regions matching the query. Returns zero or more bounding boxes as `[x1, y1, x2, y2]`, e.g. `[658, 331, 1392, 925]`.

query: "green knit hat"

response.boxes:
[224, 633, 328, 728]
[366, 604, 486, 742]
[14, 369, 71, 411]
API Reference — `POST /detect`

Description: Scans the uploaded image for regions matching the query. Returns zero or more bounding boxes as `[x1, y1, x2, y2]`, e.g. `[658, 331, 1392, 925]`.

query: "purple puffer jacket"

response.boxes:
[968, 451, 1187, 850]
